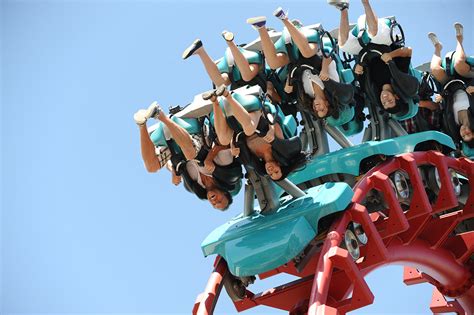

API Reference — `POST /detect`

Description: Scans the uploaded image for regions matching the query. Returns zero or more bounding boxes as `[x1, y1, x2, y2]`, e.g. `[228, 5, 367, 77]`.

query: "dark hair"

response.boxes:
[221, 190, 233, 210]
[271, 137, 309, 180]
[296, 86, 337, 119]
[181, 166, 234, 209]
[278, 151, 310, 180]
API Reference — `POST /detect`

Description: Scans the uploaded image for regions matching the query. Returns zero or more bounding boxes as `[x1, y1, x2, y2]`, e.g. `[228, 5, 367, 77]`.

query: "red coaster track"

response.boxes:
[193, 151, 474, 314]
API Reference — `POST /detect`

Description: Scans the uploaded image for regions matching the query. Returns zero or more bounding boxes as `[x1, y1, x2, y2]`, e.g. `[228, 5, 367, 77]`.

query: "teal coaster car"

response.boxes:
[201, 131, 455, 277]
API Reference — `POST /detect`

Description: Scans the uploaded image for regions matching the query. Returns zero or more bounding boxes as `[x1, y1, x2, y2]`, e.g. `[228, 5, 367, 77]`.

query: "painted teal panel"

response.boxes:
[171, 116, 201, 134]
[391, 98, 418, 121]
[283, 115, 297, 138]
[226, 216, 314, 276]
[286, 131, 455, 187]
[241, 47, 262, 65]
[218, 47, 262, 79]
[340, 68, 355, 83]
[216, 57, 230, 75]
[462, 142, 474, 159]
[304, 28, 320, 44]
[274, 34, 288, 56]
[201, 182, 353, 276]
[150, 122, 167, 147]
[149, 117, 200, 147]
[326, 105, 354, 127]
[274, 28, 317, 61]
[232, 93, 261, 112]
[467, 56, 474, 66]
[337, 119, 364, 137]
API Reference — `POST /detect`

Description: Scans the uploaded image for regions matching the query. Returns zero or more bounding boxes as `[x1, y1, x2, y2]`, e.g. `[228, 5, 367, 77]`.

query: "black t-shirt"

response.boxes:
[368, 56, 411, 92]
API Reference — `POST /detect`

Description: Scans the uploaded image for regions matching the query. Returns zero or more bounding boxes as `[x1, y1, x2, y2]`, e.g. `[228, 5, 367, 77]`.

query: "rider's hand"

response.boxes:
[171, 173, 182, 186]
[381, 53, 393, 64]
[230, 146, 240, 157]
[466, 86, 474, 95]
[434, 94, 444, 103]
[204, 159, 216, 173]
[354, 64, 364, 75]
[319, 70, 329, 81]
[262, 126, 275, 143]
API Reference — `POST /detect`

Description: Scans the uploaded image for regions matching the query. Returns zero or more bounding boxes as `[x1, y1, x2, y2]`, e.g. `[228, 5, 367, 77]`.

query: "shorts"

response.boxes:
[340, 15, 392, 56]
[191, 134, 204, 156]
[155, 146, 172, 168]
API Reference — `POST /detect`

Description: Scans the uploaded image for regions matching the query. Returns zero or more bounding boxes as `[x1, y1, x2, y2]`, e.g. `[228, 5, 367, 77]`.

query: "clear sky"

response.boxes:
[2, 0, 473, 314]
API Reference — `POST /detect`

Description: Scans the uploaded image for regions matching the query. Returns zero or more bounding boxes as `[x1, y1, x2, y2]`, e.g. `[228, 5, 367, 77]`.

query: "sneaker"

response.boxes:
[454, 22, 463, 37]
[222, 30, 234, 42]
[134, 109, 148, 125]
[147, 102, 161, 119]
[182, 39, 203, 60]
[215, 84, 228, 97]
[428, 32, 442, 48]
[273, 7, 288, 20]
[202, 90, 215, 101]
[327, 0, 349, 10]
[246, 16, 267, 30]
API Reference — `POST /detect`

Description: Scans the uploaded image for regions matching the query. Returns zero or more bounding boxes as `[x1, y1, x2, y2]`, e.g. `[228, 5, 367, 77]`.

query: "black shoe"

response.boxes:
[182, 39, 203, 60]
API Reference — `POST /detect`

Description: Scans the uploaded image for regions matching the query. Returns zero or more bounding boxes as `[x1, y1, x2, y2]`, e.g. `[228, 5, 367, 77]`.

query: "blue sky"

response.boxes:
[2, 0, 473, 314]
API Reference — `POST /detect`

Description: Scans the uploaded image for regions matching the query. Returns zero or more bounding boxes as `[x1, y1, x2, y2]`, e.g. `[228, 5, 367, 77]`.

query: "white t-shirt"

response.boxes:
[185, 160, 210, 189]
[185, 148, 234, 188]
[214, 148, 234, 166]
[302, 61, 340, 98]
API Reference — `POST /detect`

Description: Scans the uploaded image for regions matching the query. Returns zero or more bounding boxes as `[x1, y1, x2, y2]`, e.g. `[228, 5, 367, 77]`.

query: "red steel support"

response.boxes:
[193, 257, 228, 315]
[430, 288, 466, 315]
[403, 266, 427, 285]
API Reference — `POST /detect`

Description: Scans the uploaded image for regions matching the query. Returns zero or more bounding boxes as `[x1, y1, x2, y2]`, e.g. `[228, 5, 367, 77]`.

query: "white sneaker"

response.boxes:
[134, 101, 160, 125]
[222, 30, 234, 42]
[246, 16, 267, 30]
[454, 22, 463, 37]
[428, 32, 442, 48]
[328, 0, 349, 10]
[134, 109, 148, 125]
[146, 101, 161, 119]
[273, 7, 288, 20]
